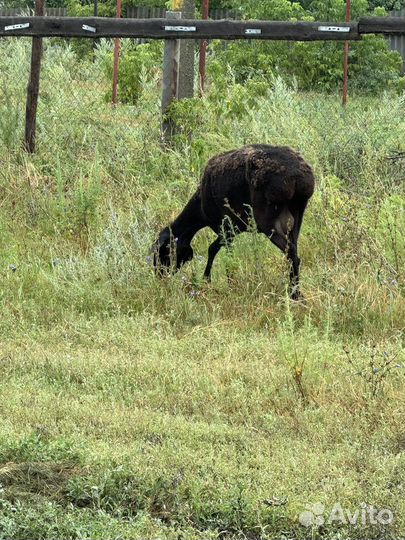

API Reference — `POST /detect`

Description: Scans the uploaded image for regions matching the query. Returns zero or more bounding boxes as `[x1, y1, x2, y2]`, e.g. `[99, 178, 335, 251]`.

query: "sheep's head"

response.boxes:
[152, 228, 193, 275]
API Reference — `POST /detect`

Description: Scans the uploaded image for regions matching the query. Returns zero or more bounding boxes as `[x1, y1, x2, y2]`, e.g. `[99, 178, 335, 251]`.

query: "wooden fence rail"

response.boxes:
[0, 16, 404, 40]
[358, 16, 405, 33]
[0, 17, 359, 40]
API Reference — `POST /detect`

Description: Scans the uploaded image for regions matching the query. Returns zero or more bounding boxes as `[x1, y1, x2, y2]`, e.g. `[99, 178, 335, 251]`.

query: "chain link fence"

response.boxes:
[1, 5, 404, 162]
[0, 5, 239, 158]
[0, 6, 67, 15]
[0, 35, 164, 170]
[0, 5, 240, 18]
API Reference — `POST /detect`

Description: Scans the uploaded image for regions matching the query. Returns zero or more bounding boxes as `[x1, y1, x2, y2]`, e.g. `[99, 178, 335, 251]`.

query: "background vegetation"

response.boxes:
[1, 0, 404, 93]
[69, 0, 405, 97]
[0, 2, 404, 538]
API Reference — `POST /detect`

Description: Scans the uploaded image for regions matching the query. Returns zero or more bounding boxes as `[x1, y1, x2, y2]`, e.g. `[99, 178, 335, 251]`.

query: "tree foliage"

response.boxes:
[368, 0, 405, 10]
[207, 0, 404, 94]
[1, 0, 403, 95]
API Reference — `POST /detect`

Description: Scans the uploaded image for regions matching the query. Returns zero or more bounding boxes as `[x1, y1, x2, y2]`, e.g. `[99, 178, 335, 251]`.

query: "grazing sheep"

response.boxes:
[152, 144, 315, 299]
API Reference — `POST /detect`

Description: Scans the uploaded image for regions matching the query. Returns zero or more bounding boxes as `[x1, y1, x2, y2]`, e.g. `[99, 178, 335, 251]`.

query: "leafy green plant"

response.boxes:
[99, 40, 162, 105]
[206, 0, 403, 92]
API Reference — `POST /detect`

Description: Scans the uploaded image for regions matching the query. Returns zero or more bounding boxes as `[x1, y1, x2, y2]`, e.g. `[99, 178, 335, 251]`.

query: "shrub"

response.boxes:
[99, 40, 162, 105]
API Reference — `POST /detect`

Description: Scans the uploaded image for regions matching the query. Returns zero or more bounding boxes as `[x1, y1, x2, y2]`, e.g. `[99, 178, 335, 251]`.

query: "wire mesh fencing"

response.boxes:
[0, 34, 164, 165]
[1, 5, 404, 162]
[0, 7, 67, 15]
[0, 36, 31, 153]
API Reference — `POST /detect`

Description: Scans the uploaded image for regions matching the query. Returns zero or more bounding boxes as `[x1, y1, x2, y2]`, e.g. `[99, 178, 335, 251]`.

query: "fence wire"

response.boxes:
[1, 6, 404, 163]
[0, 37, 31, 152]
[0, 34, 165, 176]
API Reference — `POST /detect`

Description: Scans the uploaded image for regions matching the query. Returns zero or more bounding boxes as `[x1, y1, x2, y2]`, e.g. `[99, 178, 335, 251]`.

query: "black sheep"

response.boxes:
[153, 145, 315, 299]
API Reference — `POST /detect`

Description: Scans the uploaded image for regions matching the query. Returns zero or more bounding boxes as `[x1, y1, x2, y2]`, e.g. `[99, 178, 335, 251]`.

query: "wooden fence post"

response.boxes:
[176, 0, 195, 99]
[24, 0, 44, 153]
[161, 10, 181, 141]
[199, 0, 209, 93]
[93, 0, 98, 57]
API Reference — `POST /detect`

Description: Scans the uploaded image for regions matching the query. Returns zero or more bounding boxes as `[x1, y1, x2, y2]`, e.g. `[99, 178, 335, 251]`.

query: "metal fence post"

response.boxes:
[342, 0, 351, 106]
[112, 0, 122, 106]
[161, 11, 181, 141]
[24, 0, 44, 153]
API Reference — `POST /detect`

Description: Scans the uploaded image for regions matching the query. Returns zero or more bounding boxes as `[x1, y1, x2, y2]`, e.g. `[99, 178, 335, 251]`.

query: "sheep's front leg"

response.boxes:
[203, 237, 223, 281]
[204, 231, 236, 282]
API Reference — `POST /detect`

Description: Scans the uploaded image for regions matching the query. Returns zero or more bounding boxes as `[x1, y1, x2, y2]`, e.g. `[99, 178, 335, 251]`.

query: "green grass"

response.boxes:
[0, 38, 404, 539]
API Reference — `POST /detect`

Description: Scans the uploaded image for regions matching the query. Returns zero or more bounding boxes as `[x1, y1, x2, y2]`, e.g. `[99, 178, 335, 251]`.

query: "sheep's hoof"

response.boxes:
[290, 288, 305, 303]
[292, 296, 306, 304]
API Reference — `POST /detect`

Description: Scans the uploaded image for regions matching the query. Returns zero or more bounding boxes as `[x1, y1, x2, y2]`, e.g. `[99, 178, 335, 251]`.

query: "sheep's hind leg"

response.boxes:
[258, 207, 302, 300]
[267, 229, 301, 300]
[288, 203, 308, 299]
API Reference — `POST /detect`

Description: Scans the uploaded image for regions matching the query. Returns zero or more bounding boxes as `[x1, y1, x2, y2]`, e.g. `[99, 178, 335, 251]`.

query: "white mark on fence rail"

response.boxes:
[245, 28, 262, 35]
[164, 25, 196, 32]
[82, 24, 96, 33]
[318, 25, 351, 32]
[4, 22, 30, 31]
